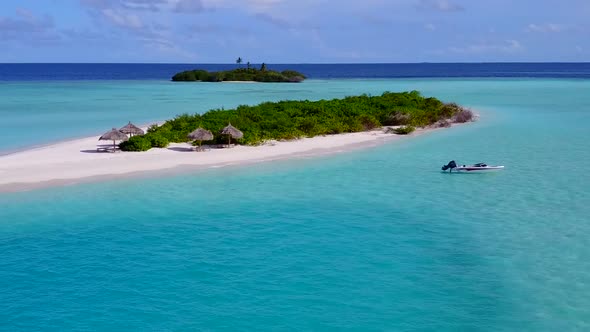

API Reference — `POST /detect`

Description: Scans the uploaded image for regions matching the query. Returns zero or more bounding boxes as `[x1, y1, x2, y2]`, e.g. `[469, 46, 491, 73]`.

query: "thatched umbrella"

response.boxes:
[99, 128, 128, 152]
[188, 127, 213, 149]
[119, 121, 144, 137]
[220, 123, 243, 147]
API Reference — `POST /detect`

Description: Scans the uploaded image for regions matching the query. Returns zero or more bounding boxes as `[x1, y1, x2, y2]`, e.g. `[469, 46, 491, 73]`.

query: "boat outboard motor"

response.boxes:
[441, 160, 457, 172]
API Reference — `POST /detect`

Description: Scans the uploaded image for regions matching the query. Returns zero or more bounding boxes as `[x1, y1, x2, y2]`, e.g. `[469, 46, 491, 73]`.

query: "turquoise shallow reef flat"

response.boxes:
[1, 78, 590, 330]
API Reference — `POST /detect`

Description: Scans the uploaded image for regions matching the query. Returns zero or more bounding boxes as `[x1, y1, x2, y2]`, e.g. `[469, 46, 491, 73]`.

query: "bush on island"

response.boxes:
[119, 135, 152, 151]
[171, 67, 307, 83]
[383, 111, 410, 126]
[393, 126, 416, 135]
[126, 91, 468, 151]
[433, 119, 452, 128]
[452, 109, 475, 123]
[357, 114, 380, 130]
[147, 134, 169, 148]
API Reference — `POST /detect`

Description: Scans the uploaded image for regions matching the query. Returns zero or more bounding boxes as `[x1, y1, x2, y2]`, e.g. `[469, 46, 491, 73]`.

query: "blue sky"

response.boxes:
[0, 0, 588, 63]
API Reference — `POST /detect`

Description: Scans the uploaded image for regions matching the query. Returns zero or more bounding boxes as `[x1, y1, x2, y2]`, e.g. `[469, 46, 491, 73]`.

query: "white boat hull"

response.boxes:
[454, 166, 504, 172]
[441, 161, 504, 173]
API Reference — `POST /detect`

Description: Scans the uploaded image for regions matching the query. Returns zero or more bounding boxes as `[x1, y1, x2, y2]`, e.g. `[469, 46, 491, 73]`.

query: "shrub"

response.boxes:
[345, 118, 365, 132]
[440, 102, 462, 118]
[287, 76, 305, 83]
[275, 129, 303, 141]
[383, 111, 410, 126]
[452, 109, 474, 123]
[297, 118, 328, 136]
[394, 126, 416, 135]
[281, 70, 307, 79]
[433, 119, 451, 128]
[357, 114, 381, 130]
[326, 122, 348, 134]
[297, 117, 318, 133]
[147, 124, 160, 133]
[148, 134, 169, 148]
[255, 71, 285, 82]
[119, 135, 152, 151]
[172, 71, 196, 81]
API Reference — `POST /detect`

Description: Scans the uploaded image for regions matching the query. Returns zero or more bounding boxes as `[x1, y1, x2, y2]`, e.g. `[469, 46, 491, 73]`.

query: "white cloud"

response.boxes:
[100, 8, 143, 29]
[526, 23, 564, 33]
[0, 8, 59, 41]
[293, 28, 363, 61]
[424, 23, 436, 31]
[448, 39, 523, 54]
[245, 0, 284, 11]
[173, 0, 204, 12]
[145, 38, 198, 59]
[79, 0, 216, 62]
[15, 8, 38, 22]
[202, 0, 283, 12]
[81, 0, 205, 13]
[253, 12, 292, 28]
[417, 0, 463, 12]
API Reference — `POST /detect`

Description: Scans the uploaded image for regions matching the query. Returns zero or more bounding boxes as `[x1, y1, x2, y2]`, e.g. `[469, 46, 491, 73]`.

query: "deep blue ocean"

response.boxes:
[1, 63, 589, 331]
[1, 62, 590, 81]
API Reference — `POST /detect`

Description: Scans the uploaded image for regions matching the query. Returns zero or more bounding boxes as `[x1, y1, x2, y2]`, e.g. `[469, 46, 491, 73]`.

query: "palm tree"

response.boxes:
[246, 61, 251, 70]
[236, 57, 242, 67]
[260, 63, 267, 71]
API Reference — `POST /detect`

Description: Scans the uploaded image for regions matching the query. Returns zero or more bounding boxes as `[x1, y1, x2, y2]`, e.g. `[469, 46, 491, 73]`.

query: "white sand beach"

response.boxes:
[0, 126, 455, 192]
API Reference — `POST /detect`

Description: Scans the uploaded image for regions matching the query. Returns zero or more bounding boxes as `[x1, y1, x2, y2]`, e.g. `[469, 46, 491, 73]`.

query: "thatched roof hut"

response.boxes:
[220, 123, 243, 139]
[188, 127, 214, 141]
[220, 123, 243, 147]
[99, 128, 128, 152]
[119, 121, 144, 136]
[188, 127, 213, 149]
[100, 128, 128, 141]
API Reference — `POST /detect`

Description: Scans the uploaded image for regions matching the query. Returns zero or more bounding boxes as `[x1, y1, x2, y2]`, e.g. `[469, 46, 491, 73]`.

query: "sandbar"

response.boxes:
[0, 125, 460, 192]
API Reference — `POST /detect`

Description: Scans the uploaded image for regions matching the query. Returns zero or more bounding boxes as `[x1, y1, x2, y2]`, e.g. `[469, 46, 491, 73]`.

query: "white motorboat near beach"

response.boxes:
[442, 160, 504, 172]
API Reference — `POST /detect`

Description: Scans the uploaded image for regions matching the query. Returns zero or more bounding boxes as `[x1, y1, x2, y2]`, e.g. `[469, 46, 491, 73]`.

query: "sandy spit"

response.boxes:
[0, 125, 460, 192]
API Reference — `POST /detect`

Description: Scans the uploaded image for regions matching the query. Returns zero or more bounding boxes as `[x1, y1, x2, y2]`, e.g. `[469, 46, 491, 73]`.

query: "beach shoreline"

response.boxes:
[0, 124, 465, 193]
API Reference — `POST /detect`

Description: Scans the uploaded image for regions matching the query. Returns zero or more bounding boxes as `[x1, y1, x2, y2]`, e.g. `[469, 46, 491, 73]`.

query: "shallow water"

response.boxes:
[1, 78, 589, 330]
[0, 77, 585, 153]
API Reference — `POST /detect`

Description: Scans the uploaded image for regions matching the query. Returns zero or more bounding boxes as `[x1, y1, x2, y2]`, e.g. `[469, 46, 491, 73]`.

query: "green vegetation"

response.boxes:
[149, 135, 169, 148]
[391, 126, 416, 135]
[120, 91, 469, 151]
[171, 66, 306, 82]
[120, 135, 152, 152]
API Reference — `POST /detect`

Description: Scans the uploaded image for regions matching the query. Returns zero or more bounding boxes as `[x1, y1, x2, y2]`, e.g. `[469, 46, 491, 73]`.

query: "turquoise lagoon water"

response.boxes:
[1, 79, 411, 153]
[1, 79, 590, 330]
[0, 78, 582, 152]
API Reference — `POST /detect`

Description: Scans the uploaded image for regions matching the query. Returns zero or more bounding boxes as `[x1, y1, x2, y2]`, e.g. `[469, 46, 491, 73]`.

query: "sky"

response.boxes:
[0, 0, 588, 63]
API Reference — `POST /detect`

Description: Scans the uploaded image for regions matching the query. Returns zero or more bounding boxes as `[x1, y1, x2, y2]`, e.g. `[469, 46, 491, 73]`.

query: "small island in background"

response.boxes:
[172, 57, 306, 83]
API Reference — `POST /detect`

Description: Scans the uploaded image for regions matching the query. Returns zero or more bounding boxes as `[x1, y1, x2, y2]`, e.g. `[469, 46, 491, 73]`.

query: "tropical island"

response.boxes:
[172, 58, 306, 82]
[0, 91, 475, 191]
[120, 91, 474, 151]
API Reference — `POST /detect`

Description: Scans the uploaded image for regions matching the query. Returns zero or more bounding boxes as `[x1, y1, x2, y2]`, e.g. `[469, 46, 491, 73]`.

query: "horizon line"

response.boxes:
[1, 61, 589, 65]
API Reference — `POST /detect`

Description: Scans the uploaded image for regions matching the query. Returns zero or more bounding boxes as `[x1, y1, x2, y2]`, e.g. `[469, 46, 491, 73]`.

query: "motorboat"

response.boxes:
[441, 160, 504, 172]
